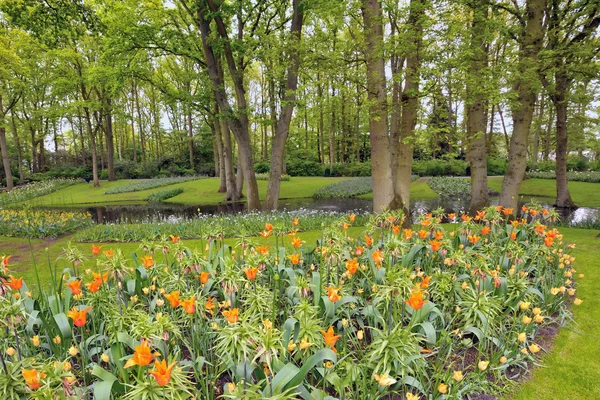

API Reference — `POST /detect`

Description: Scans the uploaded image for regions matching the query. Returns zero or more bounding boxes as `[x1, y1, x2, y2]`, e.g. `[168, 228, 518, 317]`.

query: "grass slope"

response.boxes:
[27, 177, 347, 207]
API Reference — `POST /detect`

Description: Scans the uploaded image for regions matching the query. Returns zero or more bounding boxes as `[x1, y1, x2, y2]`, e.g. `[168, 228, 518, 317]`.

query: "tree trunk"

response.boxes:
[466, 0, 489, 214]
[0, 95, 13, 190]
[10, 112, 24, 182]
[392, 0, 425, 221]
[197, 3, 260, 210]
[498, 0, 545, 211]
[188, 109, 194, 169]
[213, 112, 227, 192]
[105, 97, 117, 181]
[263, 0, 304, 210]
[217, 103, 238, 200]
[131, 81, 137, 163]
[236, 155, 244, 200]
[361, 0, 393, 213]
[553, 86, 575, 208]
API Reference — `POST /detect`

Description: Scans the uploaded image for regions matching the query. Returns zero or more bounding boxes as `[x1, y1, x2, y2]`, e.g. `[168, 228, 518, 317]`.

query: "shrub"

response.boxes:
[254, 161, 270, 173]
[286, 159, 324, 176]
[487, 158, 507, 175]
[413, 159, 468, 176]
[255, 173, 291, 181]
[104, 176, 203, 194]
[533, 161, 555, 172]
[147, 187, 185, 203]
[313, 177, 372, 198]
[527, 170, 600, 183]
[567, 155, 588, 172]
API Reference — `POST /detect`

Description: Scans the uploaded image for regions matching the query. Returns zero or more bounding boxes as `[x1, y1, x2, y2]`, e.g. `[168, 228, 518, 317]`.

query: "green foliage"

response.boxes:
[412, 159, 468, 176]
[0, 208, 92, 238]
[255, 173, 291, 181]
[427, 177, 472, 199]
[147, 188, 184, 203]
[313, 177, 372, 198]
[104, 177, 203, 195]
[527, 170, 600, 183]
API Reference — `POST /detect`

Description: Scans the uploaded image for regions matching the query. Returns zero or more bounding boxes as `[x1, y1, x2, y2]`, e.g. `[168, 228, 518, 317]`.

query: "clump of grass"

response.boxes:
[104, 176, 203, 194]
[147, 188, 184, 203]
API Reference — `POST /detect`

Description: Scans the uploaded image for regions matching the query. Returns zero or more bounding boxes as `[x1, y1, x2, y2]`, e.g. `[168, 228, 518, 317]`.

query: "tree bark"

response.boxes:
[466, 0, 489, 214]
[499, 0, 545, 211]
[10, 111, 23, 182]
[0, 95, 14, 190]
[263, 0, 304, 210]
[361, 0, 393, 213]
[187, 109, 194, 169]
[197, 2, 260, 210]
[105, 97, 117, 181]
[553, 82, 575, 207]
[392, 0, 425, 221]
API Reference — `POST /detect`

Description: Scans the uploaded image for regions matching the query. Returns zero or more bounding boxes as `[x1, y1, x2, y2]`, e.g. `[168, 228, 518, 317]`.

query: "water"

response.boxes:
[45, 196, 600, 226]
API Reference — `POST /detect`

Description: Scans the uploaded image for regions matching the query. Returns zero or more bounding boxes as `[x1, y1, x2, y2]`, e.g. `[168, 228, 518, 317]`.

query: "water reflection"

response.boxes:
[46, 196, 600, 226]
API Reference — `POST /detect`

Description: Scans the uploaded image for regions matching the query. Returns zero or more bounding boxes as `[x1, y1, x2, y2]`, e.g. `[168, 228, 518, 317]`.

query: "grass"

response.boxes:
[503, 227, 600, 399]
[2, 225, 599, 398]
[26, 177, 347, 207]
[488, 177, 600, 207]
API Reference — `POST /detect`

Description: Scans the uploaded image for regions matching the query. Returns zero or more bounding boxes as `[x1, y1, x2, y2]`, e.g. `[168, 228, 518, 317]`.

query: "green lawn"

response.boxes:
[488, 177, 600, 207]
[27, 177, 347, 207]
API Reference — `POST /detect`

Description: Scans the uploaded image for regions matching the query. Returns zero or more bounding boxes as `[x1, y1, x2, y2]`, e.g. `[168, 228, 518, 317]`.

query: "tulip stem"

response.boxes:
[0, 352, 7, 375]
[13, 325, 21, 361]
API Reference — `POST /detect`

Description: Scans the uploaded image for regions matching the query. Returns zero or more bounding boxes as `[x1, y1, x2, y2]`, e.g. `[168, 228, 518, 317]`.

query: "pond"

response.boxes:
[47, 196, 600, 226]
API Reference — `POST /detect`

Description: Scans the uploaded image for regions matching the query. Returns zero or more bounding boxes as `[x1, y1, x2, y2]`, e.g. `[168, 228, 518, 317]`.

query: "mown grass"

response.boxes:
[488, 177, 600, 207]
[26, 177, 348, 207]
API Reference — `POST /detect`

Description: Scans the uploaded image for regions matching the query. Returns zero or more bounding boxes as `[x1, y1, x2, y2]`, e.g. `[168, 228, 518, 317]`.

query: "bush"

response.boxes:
[254, 161, 270, 173]
[286, 159, 324, 176]
[412, 159, 467, 176]
[313, 177, 372, 198]
[487, 158, 507, 176]
[328, 162, 371, 177]
[567, 155, 588, 172]
[147, 187, 184, 203]
[255, 173, 291, 181]
[527, 170, 600, 183]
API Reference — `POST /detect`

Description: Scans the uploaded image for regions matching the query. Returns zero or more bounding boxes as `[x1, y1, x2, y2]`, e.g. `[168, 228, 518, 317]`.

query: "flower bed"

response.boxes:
[0, 205, 581, 398]
[0, 208, 93, 238]
[0, 179, 83, 206]
[104, 177, 204, 195]
[147, 188, 184, 203]
[313, 177, 373, 198]
[527, 170, 600, 183]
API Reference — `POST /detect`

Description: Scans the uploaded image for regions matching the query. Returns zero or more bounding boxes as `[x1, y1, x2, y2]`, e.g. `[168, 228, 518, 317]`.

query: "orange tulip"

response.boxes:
[542, 208, 549, 216]
[355, 246, 364, 256]
[140, 256, 154, 268]
[149, 359, 176, 386]
[346, 258, 359, 275]
[205, 297, 216, 315]
[434, 231, 444, 240]
[468, 235, 480, 245]
[181, 296, 196, 314]
[326, 286, 341, 302]
[265, 223, 273, 231]
[243, 267, 259, 280]
[447, 213, 455, 220]
[22, 369, 46, 390]
[421, 276, 431, 289]
[403, 229, 414, 240]
[320, 326, 342, 353]
[103, 249, 114, 258]
[198, 272, 210, 285]
[86, 279, 101, 293]
[169, 235, 180, 244]
[372, 249, 384, 265]
[256, 245, 270, 255]
[287, 253, 301, 265]
[418, 229, 428, 239]
[7, 276, 23, 291]
[430, 240, 442, 252]
[481, 226, 491, 235]
[92, 271, 110, 284]
[544, 236, 554, 247]
[392, 225, 400, 235]
[405, 290, 427, 310]
[259, 230, 271, 238]
[364, 235, 373, 246]
[291, 237, 303, 248]
[91, 245, 103, 256]
[65, 280, 82, 295]
[502, 207, 514, 216]
[124, 340, 154, 368]
[530, 209, 538, 216]
[349, 213, 356, 222]
[67, 306, 92, 327]
[292, 217, 299, 226]
[510, 232, 517, 241]
[222, 308, 239, 324]
[164, 291, 181, 307]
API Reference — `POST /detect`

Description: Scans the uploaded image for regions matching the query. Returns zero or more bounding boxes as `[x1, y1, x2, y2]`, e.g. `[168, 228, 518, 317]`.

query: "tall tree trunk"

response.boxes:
[393, 0, 426, 221]
[264, 0, 304, 210]
[217, 103, 238, 200]
[466, 0, 489, 214]
[0, 95, 13, 190]
[105, 97, 117, 181]
[318, 79, 325, 164]
[83, 101, 99, 187]
[329, 86, 336, 168]
[531, 97, 545, 169]
[197, 2, 260, 210]
[188, 109, 194, 169]
[543, 104, 554, 161]
[131, 82, 137, 163]
[236, 155, 244, 200]
[499, 0, 545, 211]
[553, 80, 575, 207]
[361, 0, 393, 213]
[10, 111, 24, 182]
[213, 112, 227, 192]
[134, 83, 145, 162]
